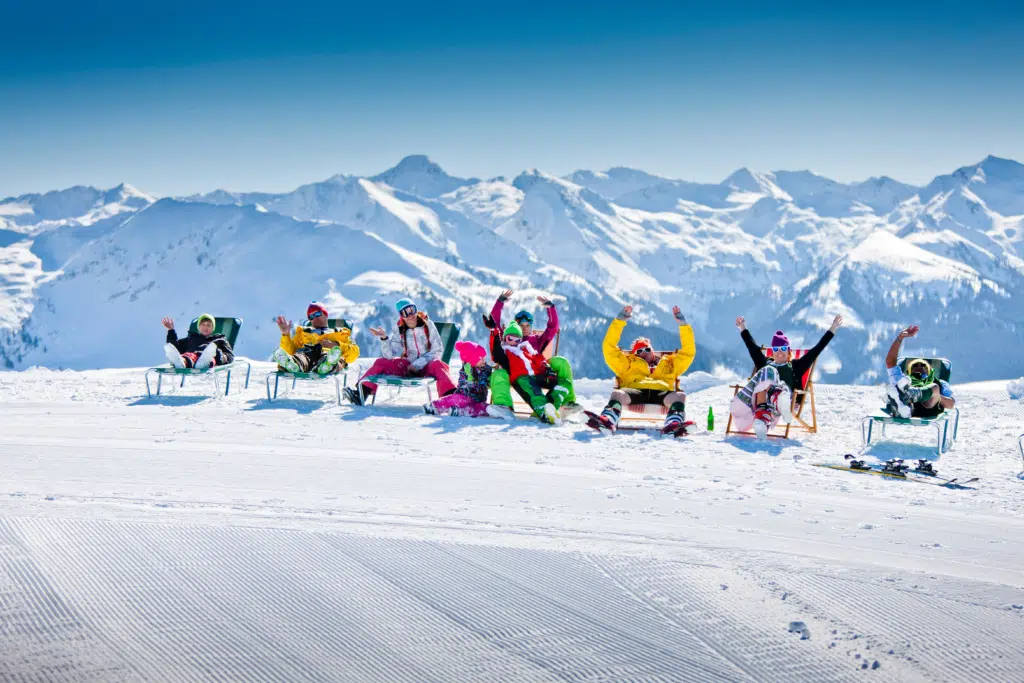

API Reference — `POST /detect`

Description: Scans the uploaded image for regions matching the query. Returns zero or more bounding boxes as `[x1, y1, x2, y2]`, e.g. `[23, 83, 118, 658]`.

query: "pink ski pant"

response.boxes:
[358, 358, 457, 396]
[430, 392, 490, 417]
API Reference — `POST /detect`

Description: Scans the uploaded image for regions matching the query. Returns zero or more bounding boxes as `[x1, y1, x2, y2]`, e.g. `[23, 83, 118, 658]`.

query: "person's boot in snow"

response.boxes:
[753, 404, 774, 439]
[313, 345, 343, 376]
[422, 402, 437, 415]
[272, 348, 302, 374]
[588, 401, 621, 432]
[662, 401, 689, 436]
[886, 378, 920, 418]
[486, 405, 514, 420]
[164, 343, 186, 369]
[195, 343, 219, 369]
[345, 384, 373, 406]
[540, 403, 561, 425]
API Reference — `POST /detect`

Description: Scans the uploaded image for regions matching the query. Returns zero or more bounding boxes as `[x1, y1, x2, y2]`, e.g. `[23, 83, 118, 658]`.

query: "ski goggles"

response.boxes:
[308, 311, 324, 320]
[399, 305, 417, 317]
[770, 345, 790, 353]
[503, 334, 522, 345]
[514, 312, 534, 325]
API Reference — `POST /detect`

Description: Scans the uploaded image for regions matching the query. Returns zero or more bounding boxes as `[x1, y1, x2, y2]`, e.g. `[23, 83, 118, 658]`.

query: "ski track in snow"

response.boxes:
[1, 364, 1023, 681]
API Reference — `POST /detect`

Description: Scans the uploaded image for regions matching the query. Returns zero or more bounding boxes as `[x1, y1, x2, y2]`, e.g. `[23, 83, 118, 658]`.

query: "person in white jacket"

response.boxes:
[347, 298, 457, 405]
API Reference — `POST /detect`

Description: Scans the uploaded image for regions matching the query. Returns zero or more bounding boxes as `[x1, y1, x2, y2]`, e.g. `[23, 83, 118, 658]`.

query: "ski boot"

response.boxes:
[662, 411, 692, 437]
[539, 403, 561, 426]
[752, 404, 774, 440]
[486, 404, 515, 420]
[584, 408, 619, 434]
[313, 346, 343, 376]
[422, 402, 438, 415]
[769, 387, 793, 423]
[272, 348, 302, 374]
[195, 343, 219, 369]
[164, 343, 186, 369]
[344, 384, 372, 406]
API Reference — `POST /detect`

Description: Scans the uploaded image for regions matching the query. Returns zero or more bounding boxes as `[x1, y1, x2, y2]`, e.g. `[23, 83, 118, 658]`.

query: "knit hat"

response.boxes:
[630, 337, 652, 353]
[197, 313, 215, 326]
[395, 298, 416, 314]
[306, 302, 328, 319]
[770, 330, 790, 348]
[503, 321, 523, 339]
[455, 341, 487, 366]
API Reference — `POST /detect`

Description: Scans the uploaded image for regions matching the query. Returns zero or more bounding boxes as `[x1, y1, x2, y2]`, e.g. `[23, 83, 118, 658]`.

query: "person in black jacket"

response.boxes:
[162, 313, 234, 369]
[730, 314, 843, 438]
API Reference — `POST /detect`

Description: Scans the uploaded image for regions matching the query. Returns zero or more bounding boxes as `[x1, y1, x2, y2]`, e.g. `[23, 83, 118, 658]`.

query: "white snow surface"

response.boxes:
[1, 366, 1023, 681]
[3, 154, 1024, 382]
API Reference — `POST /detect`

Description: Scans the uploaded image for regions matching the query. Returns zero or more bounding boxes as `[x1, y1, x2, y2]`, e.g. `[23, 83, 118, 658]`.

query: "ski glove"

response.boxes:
[482, 314, 496, 329]
[674, 311, 687, 325]
[498, 292, 511, 302]
[616, 307, 632, 321]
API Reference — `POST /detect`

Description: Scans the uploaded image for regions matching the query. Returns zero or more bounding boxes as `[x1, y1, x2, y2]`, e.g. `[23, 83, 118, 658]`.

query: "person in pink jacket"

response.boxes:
[346, 298, 457, 406]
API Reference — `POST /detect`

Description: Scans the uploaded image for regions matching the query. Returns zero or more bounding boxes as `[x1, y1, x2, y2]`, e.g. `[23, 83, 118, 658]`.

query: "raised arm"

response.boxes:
[792, 315, 843, 377]
[671, 306, 695, 375]
[535, 296, 559, 350]
[602, 306, 632, 377]
[886, 324, 918, 369]
[491, 289, 512, 330]
[736, 316, 767, 369]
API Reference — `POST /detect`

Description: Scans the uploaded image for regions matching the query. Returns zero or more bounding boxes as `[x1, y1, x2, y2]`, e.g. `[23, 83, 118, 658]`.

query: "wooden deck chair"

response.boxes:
[861, 357, 959, 455]
[145, 317, 252, 397]
[364, 322, 461, 404]
[265, 318, 352, 405]
[725, 348, 818, 439]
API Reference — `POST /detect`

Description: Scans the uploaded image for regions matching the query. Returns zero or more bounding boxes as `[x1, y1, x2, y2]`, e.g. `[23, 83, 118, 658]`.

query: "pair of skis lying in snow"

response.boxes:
[813, 455, 980, 489]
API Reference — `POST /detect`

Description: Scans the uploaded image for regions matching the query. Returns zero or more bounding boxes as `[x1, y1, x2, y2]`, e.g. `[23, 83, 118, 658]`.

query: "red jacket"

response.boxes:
[501, 340, 549, 383]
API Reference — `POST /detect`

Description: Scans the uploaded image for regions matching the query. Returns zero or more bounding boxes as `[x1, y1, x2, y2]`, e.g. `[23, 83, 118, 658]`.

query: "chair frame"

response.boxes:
[725, 348, 818, 439]
[145, 316, 251, 398]
[265, 318, 351, 406]
[861, 356, 958, 455]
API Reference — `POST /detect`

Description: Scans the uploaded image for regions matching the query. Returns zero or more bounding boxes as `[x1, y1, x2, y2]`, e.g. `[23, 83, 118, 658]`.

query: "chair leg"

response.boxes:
[334, 375, 341, 407]
[145, 370, 155, 398]
[224, 369, 232, 396]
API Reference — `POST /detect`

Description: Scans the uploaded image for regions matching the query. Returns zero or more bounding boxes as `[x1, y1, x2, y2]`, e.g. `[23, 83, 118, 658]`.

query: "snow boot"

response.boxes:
[448, 406, 463, 417]
[273, 348, 302, 374]
[422, 402, 437, 415]
[753, 405, 774, 440]
[540, 403, 561, 426]
[486, 404, 515, 420]
[886, 382, 914, 418]
[770, 387, 792, 423]
[662, 403, 691, 436]
[345, 384, 372, 406]
[560, 402, 584, 419]
[164, 343, 185, 369]
[195, 343, 219, 370]
[585, 402, 621, 433]
[314, 345, 343, 376]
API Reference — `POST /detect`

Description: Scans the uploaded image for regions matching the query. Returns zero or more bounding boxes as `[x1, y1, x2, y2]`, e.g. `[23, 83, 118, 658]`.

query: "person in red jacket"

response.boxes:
[500, 321, 574, 425]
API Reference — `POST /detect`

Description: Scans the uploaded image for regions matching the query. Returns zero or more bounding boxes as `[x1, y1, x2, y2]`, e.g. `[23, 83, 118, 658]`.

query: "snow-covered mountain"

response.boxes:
[2, 154, 1023, 383]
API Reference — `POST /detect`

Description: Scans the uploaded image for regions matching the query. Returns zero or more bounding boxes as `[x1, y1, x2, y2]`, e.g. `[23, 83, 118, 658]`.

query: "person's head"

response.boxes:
[395, 298, 419, 326]
[908, 359, 934, 386]
[307, 302, 329, 329]
[769, 330, 791, 363]
[503, 321, 523, 346]
[197, 313, 215, 336]
[514, 310, 534, 336]
[455, 341, 487, 369]
[630, 337, 656, 363]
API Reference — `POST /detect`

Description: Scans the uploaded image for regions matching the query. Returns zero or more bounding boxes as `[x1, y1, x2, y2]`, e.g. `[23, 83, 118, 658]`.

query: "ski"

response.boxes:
[811, 456, 979, 488]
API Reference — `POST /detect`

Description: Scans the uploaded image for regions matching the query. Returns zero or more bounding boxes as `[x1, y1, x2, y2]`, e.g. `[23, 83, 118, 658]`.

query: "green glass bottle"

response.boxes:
[707, 406, 714, 431]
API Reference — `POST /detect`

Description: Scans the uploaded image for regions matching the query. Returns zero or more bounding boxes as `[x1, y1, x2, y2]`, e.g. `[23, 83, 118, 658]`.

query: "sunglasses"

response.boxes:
[635, 346, 653, 355]
[400, 306, 417, 317]
[309, 311, 324, 319]
[504, 334, 522, 344]
[771, 345, 789, 353]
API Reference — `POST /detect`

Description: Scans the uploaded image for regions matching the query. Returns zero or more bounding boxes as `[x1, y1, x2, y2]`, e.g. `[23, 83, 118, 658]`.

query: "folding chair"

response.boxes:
[725, 348, 817, 439]
[861, 357, 959, 455]
[145, 317, 252, 397]
[364, 322, 461, 404]
[265, 318, 352, 405]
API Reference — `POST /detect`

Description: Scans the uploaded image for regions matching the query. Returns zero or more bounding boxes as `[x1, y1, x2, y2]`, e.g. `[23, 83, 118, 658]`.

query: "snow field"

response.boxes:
[1, 364, 1023, 681]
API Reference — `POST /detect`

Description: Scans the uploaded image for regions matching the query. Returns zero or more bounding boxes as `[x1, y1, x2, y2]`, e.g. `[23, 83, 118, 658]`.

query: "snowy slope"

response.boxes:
[1, 369, 1023, 681]
[2, 156, 1024, 382]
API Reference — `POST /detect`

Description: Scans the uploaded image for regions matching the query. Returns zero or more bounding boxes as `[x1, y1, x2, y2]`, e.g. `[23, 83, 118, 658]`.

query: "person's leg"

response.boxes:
[514, 376, 548, 416]
[661, 390, 688, 431]
[419, 360, 457, 396]
[595, 388, 634, 428]
[489, 368, 514, 407]
[180, 352, 199, 368]
[428, 392, 469, 414]
[546, 356, 575, 409]
[357, 358, 411, 394]
[729, 396, 756, 432]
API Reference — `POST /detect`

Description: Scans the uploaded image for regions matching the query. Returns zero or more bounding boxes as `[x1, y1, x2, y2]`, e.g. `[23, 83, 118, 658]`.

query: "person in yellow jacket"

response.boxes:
[271, 301, 359, 375]
[585, 304, 695, 435]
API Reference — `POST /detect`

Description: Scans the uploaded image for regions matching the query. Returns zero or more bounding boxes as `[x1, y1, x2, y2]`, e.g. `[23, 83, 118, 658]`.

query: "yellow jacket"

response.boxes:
[602, 318, 695, 391]
[281, 325, 360, 365]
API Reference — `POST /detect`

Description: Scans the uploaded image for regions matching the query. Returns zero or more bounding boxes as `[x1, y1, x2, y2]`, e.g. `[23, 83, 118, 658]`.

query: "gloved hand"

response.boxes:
[616, 305, 633, 321]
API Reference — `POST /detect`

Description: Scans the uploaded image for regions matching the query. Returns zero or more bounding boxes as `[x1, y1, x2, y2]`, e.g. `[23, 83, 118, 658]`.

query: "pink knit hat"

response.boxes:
[770, 330, 790, 348]
[455, 341, 487, 366]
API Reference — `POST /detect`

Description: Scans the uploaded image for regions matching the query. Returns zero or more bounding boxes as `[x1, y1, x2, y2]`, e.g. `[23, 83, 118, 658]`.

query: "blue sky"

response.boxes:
[2, 0, 1023, 196]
